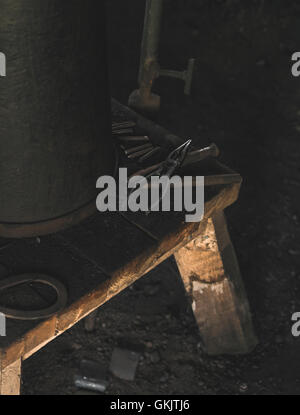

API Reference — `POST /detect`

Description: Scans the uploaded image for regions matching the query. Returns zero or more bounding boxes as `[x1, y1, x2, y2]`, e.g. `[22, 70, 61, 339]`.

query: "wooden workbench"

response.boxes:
[0, 101, 257, 395]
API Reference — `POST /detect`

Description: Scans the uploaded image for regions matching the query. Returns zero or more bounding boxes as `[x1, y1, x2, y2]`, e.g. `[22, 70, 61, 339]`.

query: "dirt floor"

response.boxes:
[21, 0, 300, 395]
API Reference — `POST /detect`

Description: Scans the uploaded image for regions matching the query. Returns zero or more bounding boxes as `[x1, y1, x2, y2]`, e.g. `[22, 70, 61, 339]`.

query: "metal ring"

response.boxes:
[0, 274, 68, 320]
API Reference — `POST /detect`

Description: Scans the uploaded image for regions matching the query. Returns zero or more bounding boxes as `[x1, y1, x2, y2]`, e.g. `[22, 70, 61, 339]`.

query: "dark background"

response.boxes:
[23, 0, 300, 395]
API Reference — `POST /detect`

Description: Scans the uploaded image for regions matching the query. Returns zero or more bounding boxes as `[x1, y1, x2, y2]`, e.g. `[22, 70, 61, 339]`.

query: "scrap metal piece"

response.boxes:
[112, 128, 134, 136]
[117, 135, 150, 143]
[127, 147, 154, 160]
[74, 359, 108, 393]
[112, 121, 136, 131]
[124, 143, 153, 156]
[110, 348, 140, 381]
[183, 143, 220, 166]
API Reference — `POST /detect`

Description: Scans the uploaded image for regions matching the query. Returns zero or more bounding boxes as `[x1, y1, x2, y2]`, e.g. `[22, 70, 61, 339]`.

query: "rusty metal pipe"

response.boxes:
[124, 143, 153, 156]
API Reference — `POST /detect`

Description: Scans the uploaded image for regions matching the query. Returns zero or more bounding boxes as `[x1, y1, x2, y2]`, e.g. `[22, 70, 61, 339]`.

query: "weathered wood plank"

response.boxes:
[175, 210, 257, 355]
[0, 183, 239, 369]
[0, 359, 21, 395]
[123, 181, 240, 242]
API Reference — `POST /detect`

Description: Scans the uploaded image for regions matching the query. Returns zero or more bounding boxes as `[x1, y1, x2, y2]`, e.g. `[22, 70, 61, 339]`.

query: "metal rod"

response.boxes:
[138, 0, 164, 89]
[183, 144, 220, 166]
[117, 136, 150, 143]
[124, 143, 153, 156]
[127, 147, 154, 160]
[112, 128, 134, 136]
[112, 121, 136, 130]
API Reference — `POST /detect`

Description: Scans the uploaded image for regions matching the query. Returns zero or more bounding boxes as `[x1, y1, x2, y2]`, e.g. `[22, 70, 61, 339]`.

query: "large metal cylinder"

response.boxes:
[0, 0, 115, 238]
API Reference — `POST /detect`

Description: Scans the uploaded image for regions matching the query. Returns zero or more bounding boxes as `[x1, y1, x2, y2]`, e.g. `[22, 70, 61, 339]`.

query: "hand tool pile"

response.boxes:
[112, 121, 161, 163]
[112, 120, 241, 186]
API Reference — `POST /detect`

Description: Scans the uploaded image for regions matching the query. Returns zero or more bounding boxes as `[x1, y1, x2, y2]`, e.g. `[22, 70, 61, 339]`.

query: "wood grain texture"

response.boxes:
[0, 359, 21, 395]
[175, 210, 257, 355]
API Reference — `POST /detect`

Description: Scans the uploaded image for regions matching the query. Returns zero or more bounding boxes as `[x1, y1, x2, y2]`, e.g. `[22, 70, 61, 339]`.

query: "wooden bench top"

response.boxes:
[0, 100, 241, 371]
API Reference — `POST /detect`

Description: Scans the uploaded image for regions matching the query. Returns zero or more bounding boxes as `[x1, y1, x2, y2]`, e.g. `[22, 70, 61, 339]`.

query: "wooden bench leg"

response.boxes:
[174, 210, 257, 355]
[0, 359, 22, 395]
